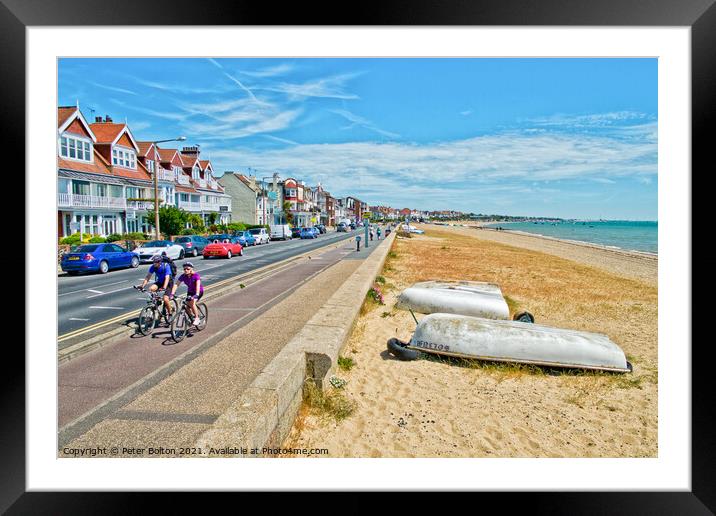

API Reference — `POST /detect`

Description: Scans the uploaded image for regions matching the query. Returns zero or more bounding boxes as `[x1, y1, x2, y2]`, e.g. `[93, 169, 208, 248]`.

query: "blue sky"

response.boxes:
[59, 58, 657, 219]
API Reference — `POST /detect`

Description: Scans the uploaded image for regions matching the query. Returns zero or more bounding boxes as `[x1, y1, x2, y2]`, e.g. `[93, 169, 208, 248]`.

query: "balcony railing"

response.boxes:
[127, 200, 155, 210]
[58, 193, 126, 209]
[177, 199, 202, 211]
[158, 169, 175, 181]
[177, 174, 191, 186]
[197, 178, 207, 188]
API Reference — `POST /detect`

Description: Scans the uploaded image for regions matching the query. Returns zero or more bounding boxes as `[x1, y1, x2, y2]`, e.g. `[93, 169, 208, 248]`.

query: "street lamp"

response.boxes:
[150, 136, 186, 239]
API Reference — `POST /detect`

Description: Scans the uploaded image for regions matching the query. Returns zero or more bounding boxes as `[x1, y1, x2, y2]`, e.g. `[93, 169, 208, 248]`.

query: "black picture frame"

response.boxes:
[5, 0, 705, 512]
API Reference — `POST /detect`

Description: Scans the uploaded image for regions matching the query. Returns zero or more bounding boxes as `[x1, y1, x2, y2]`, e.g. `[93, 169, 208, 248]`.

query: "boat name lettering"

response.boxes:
[413, 340, 450, 352]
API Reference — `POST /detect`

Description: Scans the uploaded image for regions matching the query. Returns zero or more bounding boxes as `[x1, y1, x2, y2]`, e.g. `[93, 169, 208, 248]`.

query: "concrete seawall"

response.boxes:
[194, 232, 396, 454]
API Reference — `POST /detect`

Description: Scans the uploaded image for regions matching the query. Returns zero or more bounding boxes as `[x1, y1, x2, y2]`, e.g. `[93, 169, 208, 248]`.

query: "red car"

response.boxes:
[202, 235, 244, 259]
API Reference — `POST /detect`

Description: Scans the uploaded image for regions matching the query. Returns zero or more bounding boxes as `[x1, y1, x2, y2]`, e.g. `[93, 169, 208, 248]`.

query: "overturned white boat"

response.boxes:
[395, 280, 533, 322]
[388, 313, 632, 373]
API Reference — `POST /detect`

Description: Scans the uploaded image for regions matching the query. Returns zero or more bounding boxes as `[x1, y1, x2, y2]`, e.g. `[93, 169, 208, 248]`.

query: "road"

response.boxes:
[57, 230, 358, 336]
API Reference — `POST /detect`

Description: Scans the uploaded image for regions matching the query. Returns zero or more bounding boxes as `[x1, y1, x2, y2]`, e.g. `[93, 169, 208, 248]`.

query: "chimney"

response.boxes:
[95, 116, 102, 123]
[105, 115, 113, 123]
[182, 146, 200, 157]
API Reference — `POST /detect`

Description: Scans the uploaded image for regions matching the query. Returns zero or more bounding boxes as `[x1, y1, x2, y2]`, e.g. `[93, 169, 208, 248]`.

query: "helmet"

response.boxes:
[152, 255, 162, 263]
[183, 262, 194, 269]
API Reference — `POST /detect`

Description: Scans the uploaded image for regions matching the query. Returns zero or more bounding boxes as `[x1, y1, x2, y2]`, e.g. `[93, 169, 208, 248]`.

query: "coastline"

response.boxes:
[432, 222, 657, 287]
[285, 225, 658, 458]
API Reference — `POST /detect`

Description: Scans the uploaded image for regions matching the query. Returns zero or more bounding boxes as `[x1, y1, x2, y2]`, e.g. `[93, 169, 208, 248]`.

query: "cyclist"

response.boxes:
[138, 255, 174, 318]
[170, 261, 204, 327]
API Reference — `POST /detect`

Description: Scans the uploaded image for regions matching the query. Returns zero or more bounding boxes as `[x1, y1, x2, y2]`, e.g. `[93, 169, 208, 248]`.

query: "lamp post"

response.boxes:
[150, 136, 186, 239]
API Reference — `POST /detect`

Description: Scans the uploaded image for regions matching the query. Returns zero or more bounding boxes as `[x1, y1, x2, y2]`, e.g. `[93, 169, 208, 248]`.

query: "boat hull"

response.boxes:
[408, 313, 631, 373]
[395, 280, 510, 320]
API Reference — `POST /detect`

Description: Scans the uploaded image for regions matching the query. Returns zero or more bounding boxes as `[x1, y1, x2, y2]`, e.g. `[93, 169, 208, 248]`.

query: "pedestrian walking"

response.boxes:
[377, 226, 382, 240]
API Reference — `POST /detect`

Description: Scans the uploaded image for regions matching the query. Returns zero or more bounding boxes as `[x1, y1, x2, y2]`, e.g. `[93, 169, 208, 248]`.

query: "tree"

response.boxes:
[145, 205, 188, 238]
[187, 213, 205, 234]
[207, 212, 219, 226]
[282, 201, 294, 225]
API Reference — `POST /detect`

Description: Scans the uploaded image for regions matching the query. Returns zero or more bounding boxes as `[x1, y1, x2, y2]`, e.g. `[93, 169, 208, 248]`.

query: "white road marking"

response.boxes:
[86, 289, 104, 294]
[59, 279, 128, 297]
[86, 286, 132, 299]
[68, 318, 90, 321]
[89, 306, 125, 310]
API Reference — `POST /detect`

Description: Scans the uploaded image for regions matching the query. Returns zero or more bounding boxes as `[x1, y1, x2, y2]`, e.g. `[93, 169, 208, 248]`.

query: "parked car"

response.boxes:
[349, 222, 356, 230]
[311, 227, 321, 237]
[202, 236, 244, 259]
[248, 227, 270, 244]
[134, 240, 185, 262]
[337, 222, 348, 232]
[290, 227, 302, 238]
[316, 224, 327, 234]
[61, 243, 140, 275]
[300, 227, 317, 239]
[233, 230, 256, 247]
[174, 235, 210, 257]
[270, 224, 292, 240]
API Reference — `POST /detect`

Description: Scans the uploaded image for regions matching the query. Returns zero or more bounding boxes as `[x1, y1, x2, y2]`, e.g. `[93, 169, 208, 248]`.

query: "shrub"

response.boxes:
[88, 236, 107, 243]
[180, 228, 196, 235]
[123, 232, 147, 240]
[59, 233, 89, 245]
[227, 222, 247, 232]
[105, 233, 123, 242]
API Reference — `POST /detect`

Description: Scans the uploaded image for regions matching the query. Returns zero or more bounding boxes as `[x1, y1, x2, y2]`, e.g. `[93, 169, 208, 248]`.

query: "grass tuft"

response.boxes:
[303, 379, 356, 422]
[337, 355, 355, 371]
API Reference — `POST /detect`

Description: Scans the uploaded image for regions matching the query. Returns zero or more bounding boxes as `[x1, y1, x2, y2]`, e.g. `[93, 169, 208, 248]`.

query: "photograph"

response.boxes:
[56, 56, 659, 459]
[10, 15, 703, 508]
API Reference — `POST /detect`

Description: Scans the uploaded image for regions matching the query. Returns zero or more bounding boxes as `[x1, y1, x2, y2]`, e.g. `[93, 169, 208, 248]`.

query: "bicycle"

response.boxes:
[169, 294, 208, 343]
[134, 285, 179, 336]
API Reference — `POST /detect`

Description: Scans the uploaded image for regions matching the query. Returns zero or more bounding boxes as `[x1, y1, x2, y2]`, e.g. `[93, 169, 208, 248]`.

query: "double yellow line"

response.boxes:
[57, 237, 353, 343]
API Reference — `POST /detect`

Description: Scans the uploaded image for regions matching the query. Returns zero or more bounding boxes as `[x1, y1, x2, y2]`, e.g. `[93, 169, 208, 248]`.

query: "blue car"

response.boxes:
[233, 230, 256, 247]
[61, 243, 139, 275]
[300, 227, 317, 239]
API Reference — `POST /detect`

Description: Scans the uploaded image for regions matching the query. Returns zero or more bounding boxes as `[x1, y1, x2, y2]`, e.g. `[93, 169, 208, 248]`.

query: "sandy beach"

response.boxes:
[285, 224, 658, 458]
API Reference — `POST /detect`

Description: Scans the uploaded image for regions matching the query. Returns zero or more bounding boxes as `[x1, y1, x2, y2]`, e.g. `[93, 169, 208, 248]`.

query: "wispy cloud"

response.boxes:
[207, 126, 656, 208]
[208, 58, 270, 107]
[198, 109, 303, 141]
[90, 82, 137, 96]
[257, 73, 362, 101]
[110, 98, 190, 122]
[238, 63, 295, 78]
[331, 109, 399, 139]
[529, 111, 654, 129]
[460, 110, 473, 116]
[135, 79, 228, 95]
[263, 134, 299, 145]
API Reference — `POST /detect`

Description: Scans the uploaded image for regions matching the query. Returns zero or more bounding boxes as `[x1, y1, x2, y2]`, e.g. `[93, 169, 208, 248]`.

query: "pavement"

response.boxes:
[59, 232, 394, 454]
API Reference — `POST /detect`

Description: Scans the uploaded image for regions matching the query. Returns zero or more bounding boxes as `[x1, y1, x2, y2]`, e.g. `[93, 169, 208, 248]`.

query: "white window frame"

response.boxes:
[112, 146, 137, 169]
[59, 134, 93, 163]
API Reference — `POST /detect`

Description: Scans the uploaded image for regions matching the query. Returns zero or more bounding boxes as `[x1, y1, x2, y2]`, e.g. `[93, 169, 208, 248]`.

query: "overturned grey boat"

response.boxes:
[395, 280, 533, 322]
[388, 313, 632, 373]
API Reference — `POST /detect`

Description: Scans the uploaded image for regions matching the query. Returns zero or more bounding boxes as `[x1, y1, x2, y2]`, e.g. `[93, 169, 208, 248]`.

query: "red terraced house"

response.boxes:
[57, 107, 156, 237]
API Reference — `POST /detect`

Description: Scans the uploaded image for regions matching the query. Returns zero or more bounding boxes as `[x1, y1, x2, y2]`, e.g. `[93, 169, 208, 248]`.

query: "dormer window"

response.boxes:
[193, 165, 201, 180]
[112, 147, 136, 169]
[60, 135, 93, 162]
[147, 160, 155, 173]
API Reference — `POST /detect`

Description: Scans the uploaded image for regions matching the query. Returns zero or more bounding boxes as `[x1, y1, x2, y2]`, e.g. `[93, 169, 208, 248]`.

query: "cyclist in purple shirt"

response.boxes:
[169, 262, 204, 327]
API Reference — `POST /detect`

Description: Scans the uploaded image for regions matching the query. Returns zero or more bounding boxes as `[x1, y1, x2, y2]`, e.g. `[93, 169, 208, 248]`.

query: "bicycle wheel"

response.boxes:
[195, 303, 208, 331]
[170, 310, 189, 343]
[137, 306, 156, 336]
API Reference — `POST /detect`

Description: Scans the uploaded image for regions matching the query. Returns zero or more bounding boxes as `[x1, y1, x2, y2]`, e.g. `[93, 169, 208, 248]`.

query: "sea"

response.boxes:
[484, 220, 658, 254]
